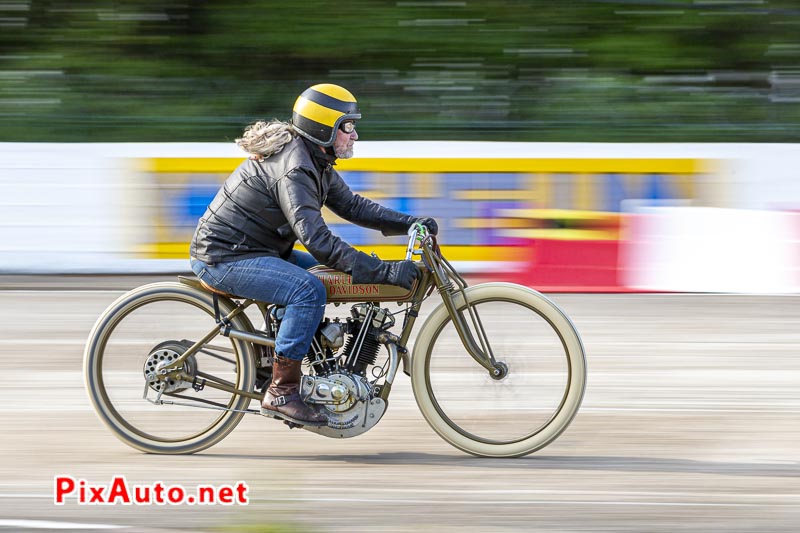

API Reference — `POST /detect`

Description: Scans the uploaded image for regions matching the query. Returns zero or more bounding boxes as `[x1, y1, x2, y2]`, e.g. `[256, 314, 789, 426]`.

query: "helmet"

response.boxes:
[291, 83, 361, 147]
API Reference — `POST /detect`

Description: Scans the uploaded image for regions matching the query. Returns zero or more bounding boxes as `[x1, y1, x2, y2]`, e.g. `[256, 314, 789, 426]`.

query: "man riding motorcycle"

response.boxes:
[189, 83, 437, 426]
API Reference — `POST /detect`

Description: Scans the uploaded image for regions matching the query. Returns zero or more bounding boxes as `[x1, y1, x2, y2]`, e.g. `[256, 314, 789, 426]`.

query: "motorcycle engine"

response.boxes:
[297, 303, 394, 437]
[311, 303, 395, 377]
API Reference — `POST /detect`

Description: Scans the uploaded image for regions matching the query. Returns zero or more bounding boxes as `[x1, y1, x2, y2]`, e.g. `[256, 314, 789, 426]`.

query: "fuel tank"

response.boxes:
[309, 264, 419, 303]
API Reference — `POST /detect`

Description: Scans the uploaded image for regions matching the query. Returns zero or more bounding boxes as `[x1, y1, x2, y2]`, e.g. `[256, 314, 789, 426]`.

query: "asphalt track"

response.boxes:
[0, 276, 798, 532]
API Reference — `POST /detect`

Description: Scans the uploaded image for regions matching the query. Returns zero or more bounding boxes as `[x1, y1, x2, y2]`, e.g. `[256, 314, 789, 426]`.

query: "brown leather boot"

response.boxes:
[260, 356, 328, 426]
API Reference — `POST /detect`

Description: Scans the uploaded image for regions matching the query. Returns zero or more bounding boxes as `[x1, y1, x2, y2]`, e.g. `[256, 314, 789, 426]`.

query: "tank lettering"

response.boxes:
[328, 284, 380, 296]
[319, 273, 381, 297]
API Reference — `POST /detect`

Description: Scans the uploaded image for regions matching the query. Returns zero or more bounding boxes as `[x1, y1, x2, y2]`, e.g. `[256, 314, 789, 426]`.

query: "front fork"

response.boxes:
[416, 241, 507, 380]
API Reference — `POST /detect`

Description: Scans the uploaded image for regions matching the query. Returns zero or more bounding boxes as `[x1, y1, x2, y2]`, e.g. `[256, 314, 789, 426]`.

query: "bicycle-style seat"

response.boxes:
[178, 275, 240, 299]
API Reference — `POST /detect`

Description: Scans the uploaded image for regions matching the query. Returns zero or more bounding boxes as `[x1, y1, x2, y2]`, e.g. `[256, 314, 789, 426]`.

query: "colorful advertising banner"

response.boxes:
[141, 155, 704, 290]
[2, 142, 796, 292]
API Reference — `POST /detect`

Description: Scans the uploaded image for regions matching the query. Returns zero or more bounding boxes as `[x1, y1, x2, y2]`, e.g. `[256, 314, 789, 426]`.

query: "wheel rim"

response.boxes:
[423, 297, 573, 445]
[93, 294, 245, 444]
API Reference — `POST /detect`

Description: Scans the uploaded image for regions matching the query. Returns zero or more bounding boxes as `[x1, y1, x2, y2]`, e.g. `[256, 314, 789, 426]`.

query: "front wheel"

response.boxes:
[411, 283, 586, 458]
[84, 282, 257, 454]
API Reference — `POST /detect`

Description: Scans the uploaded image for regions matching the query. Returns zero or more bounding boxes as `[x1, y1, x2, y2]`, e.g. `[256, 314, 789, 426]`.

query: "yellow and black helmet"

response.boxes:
[291, 83, 361, 147]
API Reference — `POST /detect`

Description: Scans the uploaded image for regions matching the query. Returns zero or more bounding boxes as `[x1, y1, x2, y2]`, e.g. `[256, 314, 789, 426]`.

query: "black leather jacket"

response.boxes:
[190, 136, 415, 274]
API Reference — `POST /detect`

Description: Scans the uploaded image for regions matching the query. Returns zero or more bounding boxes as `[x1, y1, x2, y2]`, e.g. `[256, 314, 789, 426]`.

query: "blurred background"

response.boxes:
[1, 4, 799, 533]
[2, 0, 800, 142]
[1, 0, 798, 291]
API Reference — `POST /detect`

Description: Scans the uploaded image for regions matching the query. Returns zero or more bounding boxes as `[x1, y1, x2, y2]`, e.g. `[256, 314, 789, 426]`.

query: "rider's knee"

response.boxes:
[293, 274, 326, 307]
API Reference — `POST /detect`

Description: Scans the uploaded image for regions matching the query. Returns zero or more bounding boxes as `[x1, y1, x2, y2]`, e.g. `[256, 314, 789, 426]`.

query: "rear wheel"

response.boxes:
[84, 282, 256, 454]
[412, 283, 586, 458]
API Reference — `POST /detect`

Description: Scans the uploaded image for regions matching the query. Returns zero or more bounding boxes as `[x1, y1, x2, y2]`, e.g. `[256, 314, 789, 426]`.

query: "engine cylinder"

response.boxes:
[342, 330, 381, 375]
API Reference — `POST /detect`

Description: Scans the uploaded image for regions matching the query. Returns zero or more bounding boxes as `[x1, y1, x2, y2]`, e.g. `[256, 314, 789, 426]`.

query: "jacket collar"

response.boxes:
[301, 137, 337, 171]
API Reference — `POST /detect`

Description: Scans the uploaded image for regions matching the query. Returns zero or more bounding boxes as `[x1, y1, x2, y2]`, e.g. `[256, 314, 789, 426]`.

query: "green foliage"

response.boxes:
[1, 0, 799, 141]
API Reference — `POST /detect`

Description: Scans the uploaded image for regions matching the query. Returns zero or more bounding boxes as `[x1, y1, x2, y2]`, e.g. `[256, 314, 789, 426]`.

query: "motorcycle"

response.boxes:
[84, 224, 586, 458]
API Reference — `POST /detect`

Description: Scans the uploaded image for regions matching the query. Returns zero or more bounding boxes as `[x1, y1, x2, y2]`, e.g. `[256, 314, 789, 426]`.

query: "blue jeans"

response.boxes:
[190, 251, 325, 361]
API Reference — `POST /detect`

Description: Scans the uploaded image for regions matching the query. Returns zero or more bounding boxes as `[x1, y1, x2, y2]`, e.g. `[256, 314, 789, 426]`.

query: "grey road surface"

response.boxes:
[0, 278, 798, 532]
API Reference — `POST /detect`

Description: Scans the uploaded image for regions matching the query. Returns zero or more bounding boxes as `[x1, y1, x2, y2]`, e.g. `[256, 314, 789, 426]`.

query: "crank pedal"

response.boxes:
[259, 408, 280, 420]
[260, 407, 325, 429]
[260, 410, 300, 428]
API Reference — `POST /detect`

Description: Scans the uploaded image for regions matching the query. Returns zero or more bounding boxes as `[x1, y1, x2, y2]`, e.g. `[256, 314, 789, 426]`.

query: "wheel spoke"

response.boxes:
[426, 299, 569, 444]
[412, 284, 586, 457]
[84, 283, 255, 454]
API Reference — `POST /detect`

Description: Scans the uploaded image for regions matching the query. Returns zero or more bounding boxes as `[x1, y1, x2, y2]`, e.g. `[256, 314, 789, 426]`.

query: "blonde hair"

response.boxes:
[236, 120, 297, 158]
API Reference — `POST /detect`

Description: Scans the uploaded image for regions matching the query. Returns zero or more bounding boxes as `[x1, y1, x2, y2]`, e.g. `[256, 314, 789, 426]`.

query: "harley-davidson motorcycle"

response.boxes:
[84, 224, 586, 458]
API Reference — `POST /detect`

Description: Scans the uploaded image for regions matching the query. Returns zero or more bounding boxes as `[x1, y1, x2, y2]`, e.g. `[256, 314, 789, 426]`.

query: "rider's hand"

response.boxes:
[386, 261, 421, 290]
[415, 217, 438, 235]
[352, 252, 420, 290]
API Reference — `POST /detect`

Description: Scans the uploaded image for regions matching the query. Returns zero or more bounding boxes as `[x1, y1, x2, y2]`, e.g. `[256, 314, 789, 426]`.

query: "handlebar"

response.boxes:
[405, 222, 428, 261]
[404, 221, 461, 291]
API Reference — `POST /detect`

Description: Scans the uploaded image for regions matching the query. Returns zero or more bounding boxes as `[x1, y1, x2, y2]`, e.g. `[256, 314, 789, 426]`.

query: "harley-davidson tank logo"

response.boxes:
[320, 274, 380, 297]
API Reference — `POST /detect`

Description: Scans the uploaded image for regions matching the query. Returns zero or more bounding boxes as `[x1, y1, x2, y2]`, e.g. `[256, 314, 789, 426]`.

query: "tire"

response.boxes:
[411, 283, 586, 458]
[84, 282, 257, 454]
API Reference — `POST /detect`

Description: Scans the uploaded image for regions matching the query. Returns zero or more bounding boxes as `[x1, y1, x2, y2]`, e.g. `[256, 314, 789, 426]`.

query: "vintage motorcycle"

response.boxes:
[84, 224, 586, 458]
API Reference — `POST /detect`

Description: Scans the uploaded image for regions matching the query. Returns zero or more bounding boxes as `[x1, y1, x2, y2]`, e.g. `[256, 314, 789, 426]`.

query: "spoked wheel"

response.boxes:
[412, 283, 586, 458]
[84, 282, 256, 454]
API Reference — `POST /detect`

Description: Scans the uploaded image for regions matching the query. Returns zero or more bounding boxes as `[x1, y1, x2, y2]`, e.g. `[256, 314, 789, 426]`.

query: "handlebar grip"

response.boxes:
[405, 223, 428, 261]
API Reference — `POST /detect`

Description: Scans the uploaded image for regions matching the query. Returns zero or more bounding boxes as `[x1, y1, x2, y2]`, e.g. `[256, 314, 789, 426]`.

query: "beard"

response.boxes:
[334, 143, 354, 159]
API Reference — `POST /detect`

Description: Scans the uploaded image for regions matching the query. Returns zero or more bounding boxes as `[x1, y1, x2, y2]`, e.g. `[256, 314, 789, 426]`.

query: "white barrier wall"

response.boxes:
[621, 207, 799, 293]
[0, 142, 798, 292]
[0, 143, 241, 273]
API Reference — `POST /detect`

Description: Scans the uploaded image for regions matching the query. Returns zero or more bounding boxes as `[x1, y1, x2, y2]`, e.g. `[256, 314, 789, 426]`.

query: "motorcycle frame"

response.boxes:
[159, 229, 500, 406]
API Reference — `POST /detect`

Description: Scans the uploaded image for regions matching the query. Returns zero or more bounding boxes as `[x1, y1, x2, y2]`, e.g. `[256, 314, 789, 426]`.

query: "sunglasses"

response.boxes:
[338, 121, 356, 134]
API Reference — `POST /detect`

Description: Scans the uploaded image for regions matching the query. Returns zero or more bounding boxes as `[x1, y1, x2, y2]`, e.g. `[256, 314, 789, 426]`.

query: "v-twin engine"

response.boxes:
[292, 303, 396, 438]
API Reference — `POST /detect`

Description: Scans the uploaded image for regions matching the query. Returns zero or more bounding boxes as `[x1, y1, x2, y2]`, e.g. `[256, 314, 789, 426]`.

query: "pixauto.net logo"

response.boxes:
[54, 476, 249, 506]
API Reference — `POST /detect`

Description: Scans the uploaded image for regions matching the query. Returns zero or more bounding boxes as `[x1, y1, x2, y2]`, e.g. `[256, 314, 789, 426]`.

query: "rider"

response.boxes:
[189, 83, 437, 426]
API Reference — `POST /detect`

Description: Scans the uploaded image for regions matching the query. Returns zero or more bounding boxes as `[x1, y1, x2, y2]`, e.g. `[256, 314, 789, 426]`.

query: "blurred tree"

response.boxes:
[1, 0, 799, 141]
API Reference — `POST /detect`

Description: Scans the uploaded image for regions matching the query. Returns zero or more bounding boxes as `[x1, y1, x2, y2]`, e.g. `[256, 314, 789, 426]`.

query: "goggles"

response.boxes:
[339, 121, 356, 134]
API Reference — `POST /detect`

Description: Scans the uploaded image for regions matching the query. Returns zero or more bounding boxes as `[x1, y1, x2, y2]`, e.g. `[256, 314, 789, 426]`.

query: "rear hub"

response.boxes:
[143, 341, 198, 394]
